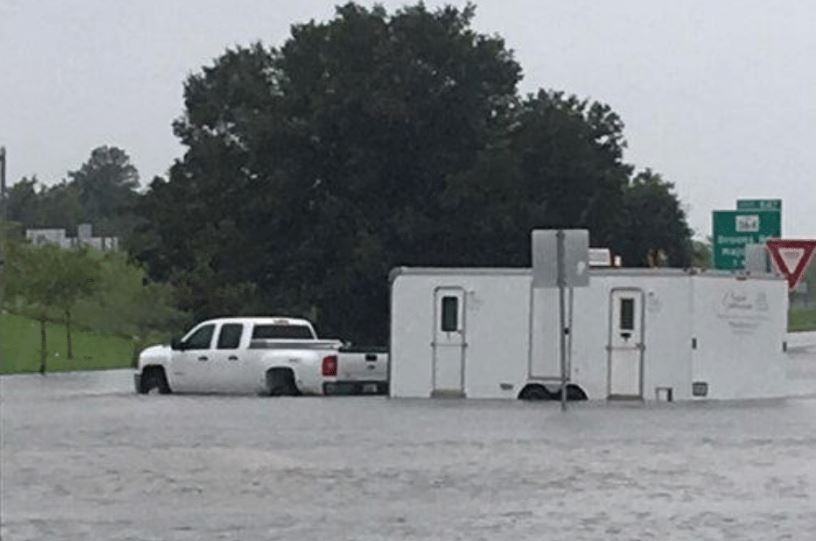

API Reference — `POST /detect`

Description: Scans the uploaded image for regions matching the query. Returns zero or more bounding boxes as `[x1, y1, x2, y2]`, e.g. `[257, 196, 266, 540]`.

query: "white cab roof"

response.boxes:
[202, 317, 313, 327]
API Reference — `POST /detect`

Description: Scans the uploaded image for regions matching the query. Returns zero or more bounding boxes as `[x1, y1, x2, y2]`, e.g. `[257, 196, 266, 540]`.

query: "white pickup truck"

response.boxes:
[135, 316, 388, 396]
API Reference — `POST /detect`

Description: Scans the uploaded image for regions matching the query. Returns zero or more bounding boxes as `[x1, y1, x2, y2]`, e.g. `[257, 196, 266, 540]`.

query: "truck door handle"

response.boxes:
[198, 356, 208, 362]
[228, 355, 239, 361]
[365, 354, 377, 361]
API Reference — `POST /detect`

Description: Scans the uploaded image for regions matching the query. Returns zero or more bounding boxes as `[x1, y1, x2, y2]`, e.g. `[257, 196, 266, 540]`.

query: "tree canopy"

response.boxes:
[618, 169, 692, 267]
[129, 2, 693, 343]
[6, 146, 140, 237]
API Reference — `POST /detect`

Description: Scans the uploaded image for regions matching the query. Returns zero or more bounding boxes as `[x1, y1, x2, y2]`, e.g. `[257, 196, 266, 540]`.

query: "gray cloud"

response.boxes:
[1, 0, 813, 237]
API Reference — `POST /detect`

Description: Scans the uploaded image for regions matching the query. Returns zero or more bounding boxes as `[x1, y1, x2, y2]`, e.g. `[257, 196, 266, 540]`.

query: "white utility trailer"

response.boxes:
[389, 267, 789, 401]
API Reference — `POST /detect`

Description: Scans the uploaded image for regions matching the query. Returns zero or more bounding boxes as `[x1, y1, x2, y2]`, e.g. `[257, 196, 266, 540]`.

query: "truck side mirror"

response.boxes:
[170, 337, 185, 351]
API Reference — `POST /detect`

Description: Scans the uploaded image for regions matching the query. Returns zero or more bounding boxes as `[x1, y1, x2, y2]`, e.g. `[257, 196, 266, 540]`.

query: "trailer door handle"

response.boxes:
[365, 353, 377, 361]
[198, 356, 208, 362]
[228, 355, 239, 361]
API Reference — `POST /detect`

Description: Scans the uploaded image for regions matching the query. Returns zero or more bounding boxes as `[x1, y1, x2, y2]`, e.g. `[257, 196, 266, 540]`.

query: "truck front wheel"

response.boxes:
[139, 367, 172, 394]
[265, 368, 301, 397]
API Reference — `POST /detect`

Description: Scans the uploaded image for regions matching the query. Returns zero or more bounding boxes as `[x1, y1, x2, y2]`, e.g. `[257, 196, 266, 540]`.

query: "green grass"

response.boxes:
[0, 312, 136, 374]
[789, 306, 816, 333]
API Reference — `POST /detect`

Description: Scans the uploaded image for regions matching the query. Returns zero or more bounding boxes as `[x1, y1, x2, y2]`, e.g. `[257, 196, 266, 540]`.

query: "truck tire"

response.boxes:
[139, 367, 172, 394]
[265, 368, 300, 397]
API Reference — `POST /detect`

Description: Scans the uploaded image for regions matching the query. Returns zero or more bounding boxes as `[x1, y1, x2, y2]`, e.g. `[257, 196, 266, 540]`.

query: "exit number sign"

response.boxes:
[736, 199, 782, 212]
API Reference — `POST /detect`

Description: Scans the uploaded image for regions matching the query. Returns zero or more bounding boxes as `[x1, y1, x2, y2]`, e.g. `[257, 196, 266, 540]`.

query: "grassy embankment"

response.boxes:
[0, 312, 135, 374]
[789, 307, 816, 333]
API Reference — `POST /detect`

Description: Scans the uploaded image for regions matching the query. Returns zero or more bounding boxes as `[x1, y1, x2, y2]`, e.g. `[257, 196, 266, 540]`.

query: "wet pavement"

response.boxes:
[1, 370, 816, 540]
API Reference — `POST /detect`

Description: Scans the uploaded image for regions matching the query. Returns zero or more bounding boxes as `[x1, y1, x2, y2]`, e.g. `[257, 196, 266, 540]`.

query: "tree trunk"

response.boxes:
[39, 317, 47, 375]
[66, 308, 73, 360]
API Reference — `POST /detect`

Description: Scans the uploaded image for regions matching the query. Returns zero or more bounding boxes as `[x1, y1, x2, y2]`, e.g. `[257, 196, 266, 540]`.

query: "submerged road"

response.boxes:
[1, 370, 816, 540]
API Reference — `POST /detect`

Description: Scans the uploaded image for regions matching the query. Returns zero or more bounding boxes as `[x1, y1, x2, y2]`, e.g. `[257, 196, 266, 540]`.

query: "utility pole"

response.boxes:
[0, 146, 6, 359]
[0, 146, 6, 221]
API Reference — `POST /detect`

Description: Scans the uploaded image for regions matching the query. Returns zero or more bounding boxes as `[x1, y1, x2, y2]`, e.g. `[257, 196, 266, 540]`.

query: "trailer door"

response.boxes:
[432, 287, 466, 397]
[607, 289, 644, 399]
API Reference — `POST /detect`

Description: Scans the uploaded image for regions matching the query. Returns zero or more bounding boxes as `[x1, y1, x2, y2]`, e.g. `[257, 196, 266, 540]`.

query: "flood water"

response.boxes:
[2, 370, 815, 540]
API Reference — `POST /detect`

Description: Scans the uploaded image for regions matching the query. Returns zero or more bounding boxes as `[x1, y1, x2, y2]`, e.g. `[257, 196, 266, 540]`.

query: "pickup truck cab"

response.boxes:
[135, 317, 342, 396]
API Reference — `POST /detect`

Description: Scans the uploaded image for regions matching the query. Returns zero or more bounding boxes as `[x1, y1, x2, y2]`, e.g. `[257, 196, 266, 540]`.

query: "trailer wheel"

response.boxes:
[567, 384, 588, 401]
[265, 368, 301, 397]
[139, 367, 171, 394]
[518, 384, 552, 401]
[550, 384, 588, 401]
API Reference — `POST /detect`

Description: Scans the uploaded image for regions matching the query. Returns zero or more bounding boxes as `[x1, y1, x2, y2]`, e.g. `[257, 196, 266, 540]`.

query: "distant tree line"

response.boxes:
[4, 3, 694, 345]
[6, 146, 140, 238]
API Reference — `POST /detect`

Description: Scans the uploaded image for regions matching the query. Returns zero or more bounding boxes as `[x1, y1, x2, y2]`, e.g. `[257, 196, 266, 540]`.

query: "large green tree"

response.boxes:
[131, 2, 692, 343]
[440, 91, 631, 266]
[67, 146, 140, 236]
[618, 170, 693, 267]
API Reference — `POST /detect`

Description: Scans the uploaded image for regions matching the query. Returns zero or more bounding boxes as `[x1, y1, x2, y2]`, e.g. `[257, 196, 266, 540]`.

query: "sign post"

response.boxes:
[712, 210, 781, 270]
[765, 239, 816, 290]
[0, 147, 6, 371]
[744, 243, 771, 274]
[532, 229, 589, 411]
[556, 231, 567, 412]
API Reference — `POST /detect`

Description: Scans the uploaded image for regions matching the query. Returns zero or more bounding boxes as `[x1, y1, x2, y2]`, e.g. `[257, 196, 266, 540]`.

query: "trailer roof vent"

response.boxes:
[692, 381, 709, 397]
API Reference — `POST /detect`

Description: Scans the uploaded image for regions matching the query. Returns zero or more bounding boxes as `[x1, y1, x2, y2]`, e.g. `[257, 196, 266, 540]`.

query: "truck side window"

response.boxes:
[185, 324, 215, 350]
[441, 296, 458, 332]
[252, 325, 314, 339]
[620, 298, 635, 331]
[217, 324, 243, 349]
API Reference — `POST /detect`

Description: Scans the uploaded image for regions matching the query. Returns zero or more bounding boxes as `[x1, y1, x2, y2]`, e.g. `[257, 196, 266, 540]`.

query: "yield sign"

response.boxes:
[766, 239, 816, 290]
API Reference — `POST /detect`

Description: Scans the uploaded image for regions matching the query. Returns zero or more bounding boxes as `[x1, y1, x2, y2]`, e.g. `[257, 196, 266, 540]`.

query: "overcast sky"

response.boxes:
[1, 0, 814, 238]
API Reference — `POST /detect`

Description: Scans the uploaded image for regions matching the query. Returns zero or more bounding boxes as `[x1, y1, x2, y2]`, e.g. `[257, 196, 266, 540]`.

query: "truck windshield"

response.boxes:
[251, 324, 314, 340]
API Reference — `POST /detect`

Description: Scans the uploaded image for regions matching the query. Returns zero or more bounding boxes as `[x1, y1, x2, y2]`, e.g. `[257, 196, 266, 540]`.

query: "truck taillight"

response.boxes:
[322, 355, 338, 377]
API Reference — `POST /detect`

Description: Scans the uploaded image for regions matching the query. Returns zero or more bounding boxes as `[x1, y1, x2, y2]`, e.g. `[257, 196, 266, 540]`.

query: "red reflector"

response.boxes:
[321, 355, 338, 377]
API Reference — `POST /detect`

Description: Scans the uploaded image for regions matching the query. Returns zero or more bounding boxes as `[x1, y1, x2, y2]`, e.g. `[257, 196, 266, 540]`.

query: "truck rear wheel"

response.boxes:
[265, 368, 300, 397]
[139, 367, 171, 394]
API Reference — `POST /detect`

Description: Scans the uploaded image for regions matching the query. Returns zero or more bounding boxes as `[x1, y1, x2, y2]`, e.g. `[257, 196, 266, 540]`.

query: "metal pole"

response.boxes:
[0, 147, 6, 365]
[0, 146, 6, 224]
[567, 286, 574, 379]
[557, 229, 567, 411]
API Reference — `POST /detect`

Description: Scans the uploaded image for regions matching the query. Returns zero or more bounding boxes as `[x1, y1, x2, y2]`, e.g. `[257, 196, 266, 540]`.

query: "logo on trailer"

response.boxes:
[765, 239, 816, 290]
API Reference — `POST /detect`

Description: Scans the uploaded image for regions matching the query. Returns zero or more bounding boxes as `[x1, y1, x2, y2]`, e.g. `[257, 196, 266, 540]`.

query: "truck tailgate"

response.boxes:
[337, 350, 388, 392]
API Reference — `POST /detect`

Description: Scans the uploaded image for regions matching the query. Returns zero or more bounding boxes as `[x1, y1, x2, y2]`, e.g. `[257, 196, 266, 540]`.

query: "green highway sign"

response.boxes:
[736, 199, 782, 212]
[712, 210, 782, 270]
